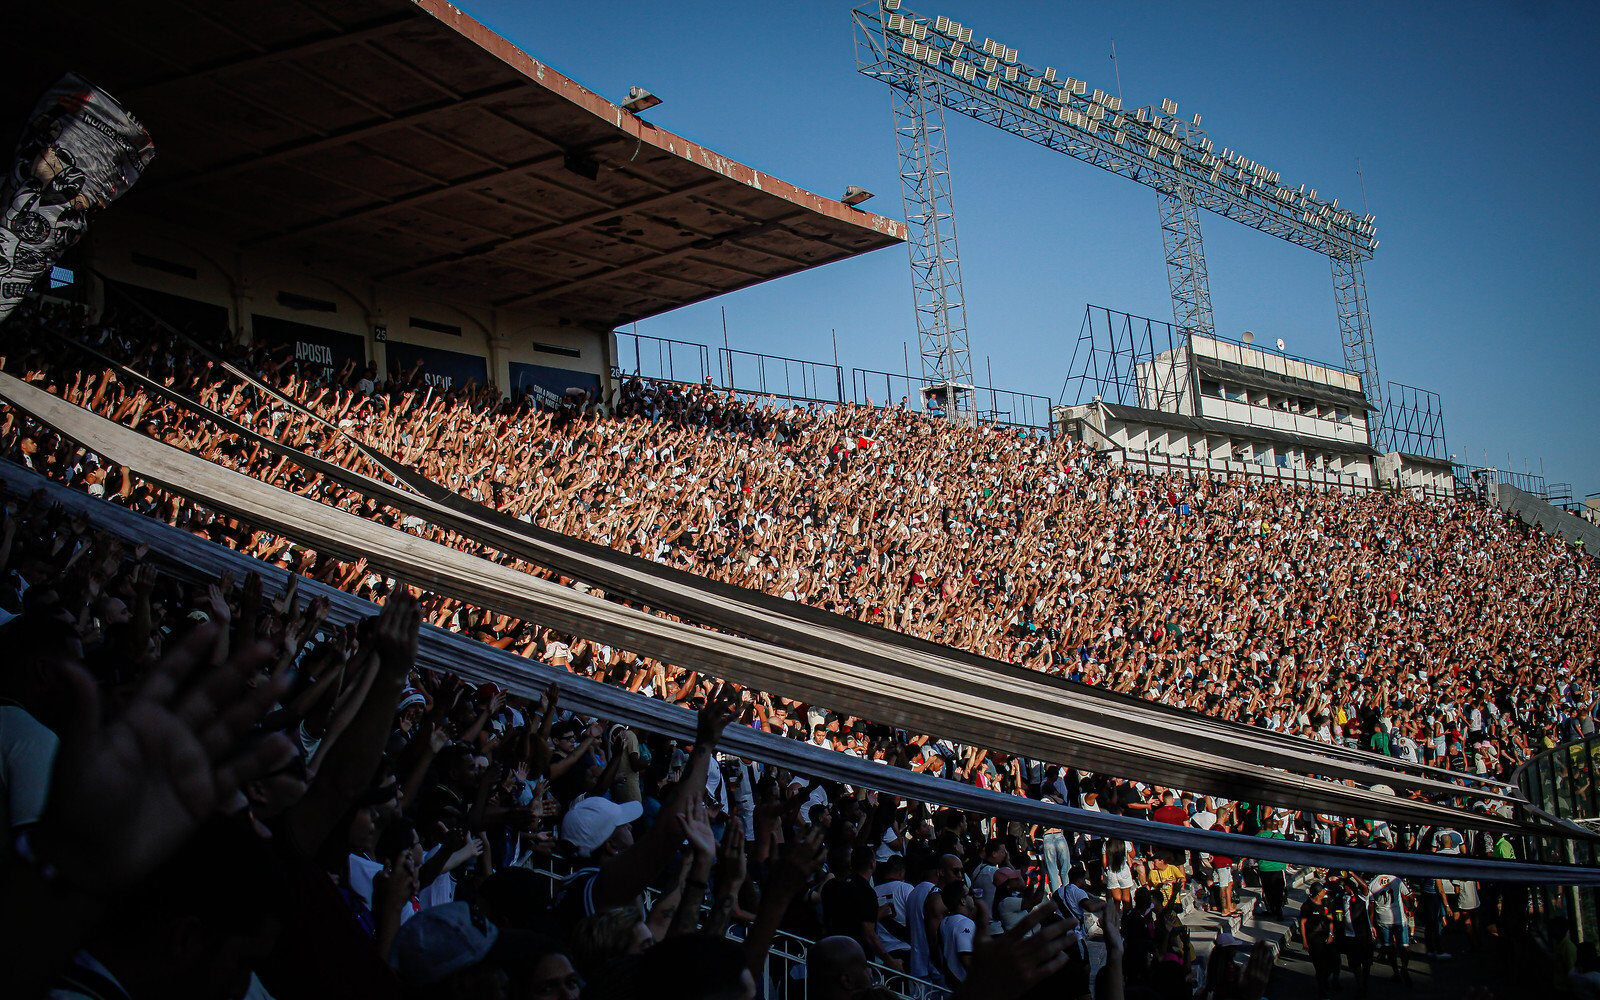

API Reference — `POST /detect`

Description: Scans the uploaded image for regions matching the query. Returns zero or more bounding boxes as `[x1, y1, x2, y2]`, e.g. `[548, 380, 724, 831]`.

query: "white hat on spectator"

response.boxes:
[396, 688, 426, 713]
[389, 901, 498, 985]
[560, 796, 643, 857]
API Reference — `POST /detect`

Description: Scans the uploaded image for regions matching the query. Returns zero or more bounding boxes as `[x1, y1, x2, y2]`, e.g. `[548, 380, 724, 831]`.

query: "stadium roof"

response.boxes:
[2, 0, 905, 329]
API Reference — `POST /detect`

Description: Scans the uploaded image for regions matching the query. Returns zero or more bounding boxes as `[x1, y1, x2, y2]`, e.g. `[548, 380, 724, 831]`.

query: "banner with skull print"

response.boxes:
[0, 73, 156, 322]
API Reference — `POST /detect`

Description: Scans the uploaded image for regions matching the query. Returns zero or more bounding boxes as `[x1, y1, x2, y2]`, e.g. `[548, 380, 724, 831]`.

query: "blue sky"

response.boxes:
[468, 0, 1598, 497]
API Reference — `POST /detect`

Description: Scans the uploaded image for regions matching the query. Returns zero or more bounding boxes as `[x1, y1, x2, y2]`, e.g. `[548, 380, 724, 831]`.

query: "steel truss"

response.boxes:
[1061, 304, 1191, 413]
[854, 1, 1388, 439]
[1380, 381, 1447, 459]
[1331, 251, 1382, 435]
[1157, 188, 1215, 341]
[891, 67, 973, 420]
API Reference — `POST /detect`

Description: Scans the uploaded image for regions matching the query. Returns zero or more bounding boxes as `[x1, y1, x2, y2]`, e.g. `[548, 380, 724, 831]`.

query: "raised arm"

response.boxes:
[281, 595, 420, 859]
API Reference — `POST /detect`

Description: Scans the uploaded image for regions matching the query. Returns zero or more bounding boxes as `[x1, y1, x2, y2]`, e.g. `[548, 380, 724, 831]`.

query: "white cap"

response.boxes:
[560, 796, 643, 857]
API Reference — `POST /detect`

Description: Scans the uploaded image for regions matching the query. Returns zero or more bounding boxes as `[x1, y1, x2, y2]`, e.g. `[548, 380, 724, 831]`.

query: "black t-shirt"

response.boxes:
[822, 874, 880, 947]
[1301, 898, 1336, 948]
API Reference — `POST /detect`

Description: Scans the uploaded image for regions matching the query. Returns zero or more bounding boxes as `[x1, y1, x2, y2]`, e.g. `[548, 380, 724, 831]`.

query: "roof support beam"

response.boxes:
[246, 150, 584, 246]
[137, 82, 526, 193]
[492, 215, 806, 309]
[121, 12, 420, 96]
[372, 178, 725, 281]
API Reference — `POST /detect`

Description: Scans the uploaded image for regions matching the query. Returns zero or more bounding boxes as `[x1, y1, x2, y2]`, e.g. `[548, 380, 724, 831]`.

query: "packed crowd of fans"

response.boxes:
[0, 294, 1596, 1000]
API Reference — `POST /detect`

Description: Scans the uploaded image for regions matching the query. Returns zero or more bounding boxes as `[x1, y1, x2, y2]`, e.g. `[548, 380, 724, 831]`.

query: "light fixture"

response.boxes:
[621, 86, 662, 114]
[841, 185, 874, 207]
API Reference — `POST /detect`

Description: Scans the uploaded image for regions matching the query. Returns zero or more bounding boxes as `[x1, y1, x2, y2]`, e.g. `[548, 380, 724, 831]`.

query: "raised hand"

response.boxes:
[768, 823, 826, 896]
[676, 796, 717, 860]
[205, 583, 231, 625]
[716, 814, 748, 888]
[373, 594, 421, 676]
[36, 625, 295, 893]
[695, 687, 741, 747]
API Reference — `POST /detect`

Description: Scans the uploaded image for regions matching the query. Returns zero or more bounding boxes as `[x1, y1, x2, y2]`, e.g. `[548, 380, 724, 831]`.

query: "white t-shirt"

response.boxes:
[0, 705, 58, 833]
[875, 879, 915, 953]
[940, 912, 976, 982]
[971, 863, 999, 909]
[906, 881, 937, 978]
[876, 824, 902, 862]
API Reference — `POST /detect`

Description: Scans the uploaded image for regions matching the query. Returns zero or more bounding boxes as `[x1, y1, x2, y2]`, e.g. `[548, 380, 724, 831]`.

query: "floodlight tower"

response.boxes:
[853, 0, 1387, 439]
[894, 64, 974, 421]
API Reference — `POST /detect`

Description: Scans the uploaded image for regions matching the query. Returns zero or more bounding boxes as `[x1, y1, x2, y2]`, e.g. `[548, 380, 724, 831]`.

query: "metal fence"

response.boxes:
[1453, 462, 1549, 500]
[614, 332, 715, 388]
[1515, 739, 1600, 943]
[720, 347, 846, 406]
[518, 853, 949, 1000]
[612, 331, 1053, 433]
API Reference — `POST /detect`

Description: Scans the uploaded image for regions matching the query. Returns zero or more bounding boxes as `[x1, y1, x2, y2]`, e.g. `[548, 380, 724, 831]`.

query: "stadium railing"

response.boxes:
[613, 331, 1054, 433]
[1515, 738, 1600, 944]
[518, 851, 951, 1000]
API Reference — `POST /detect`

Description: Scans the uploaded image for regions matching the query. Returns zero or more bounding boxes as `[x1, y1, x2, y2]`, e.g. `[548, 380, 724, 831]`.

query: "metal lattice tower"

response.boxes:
[892, 68, 973, 419]
[854, 1, 1389, 441]
[1380, 382, 1447, 459]
[1156, 188, 1215, 341]
[1331, 250, 1382, 435]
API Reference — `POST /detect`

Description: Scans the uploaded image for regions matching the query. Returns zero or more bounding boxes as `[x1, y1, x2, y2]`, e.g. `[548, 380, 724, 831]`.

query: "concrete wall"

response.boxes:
[1374, 453, 1457, 498]
[1052, 403, 1379, 490]
[1195, 395, 1368, 447]
[1190, 334, 1364, 396]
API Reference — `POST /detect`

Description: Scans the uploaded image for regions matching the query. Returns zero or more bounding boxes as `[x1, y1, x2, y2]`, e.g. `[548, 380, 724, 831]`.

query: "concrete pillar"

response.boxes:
[488, 332, 512, 399]
[233, 277, 255, 346]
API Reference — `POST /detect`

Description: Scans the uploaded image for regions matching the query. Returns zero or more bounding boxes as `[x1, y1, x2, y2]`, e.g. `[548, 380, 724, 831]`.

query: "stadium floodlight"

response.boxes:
[1161, 98, 1178, 115]
[841, 185, 875, 207]
[881, 0, 900, 8]
[621, 86, 662, 114]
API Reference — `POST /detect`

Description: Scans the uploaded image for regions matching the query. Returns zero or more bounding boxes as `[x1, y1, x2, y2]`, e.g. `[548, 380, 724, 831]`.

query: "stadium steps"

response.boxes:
[1492, 482, 1600, 552]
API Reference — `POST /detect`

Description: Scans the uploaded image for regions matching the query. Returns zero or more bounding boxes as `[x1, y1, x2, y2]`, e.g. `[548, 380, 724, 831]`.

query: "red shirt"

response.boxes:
[1152, 805, 1190, 826]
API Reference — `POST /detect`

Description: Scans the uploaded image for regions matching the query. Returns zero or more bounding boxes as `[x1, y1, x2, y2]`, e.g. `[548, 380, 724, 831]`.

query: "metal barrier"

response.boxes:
[518, 854, 949, 1000]
[852, 367, 933, 412]
[974, 384, 1053, 432]
[1453, 462, 1549, 500]
[720, 347, 845, 406]
[614, 331, 715, 387]
[1515, 739, 1600, 943]
[609, 329, 1052, 434]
